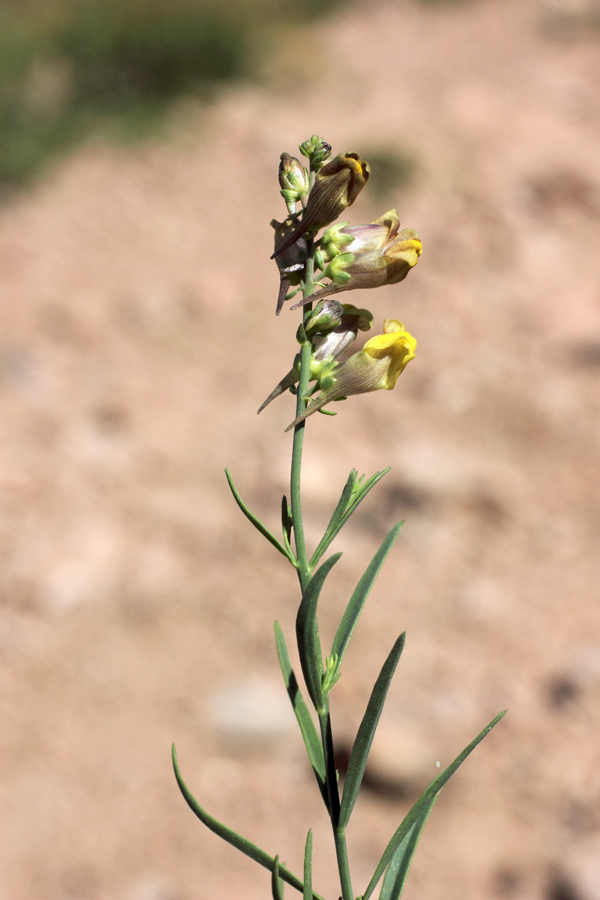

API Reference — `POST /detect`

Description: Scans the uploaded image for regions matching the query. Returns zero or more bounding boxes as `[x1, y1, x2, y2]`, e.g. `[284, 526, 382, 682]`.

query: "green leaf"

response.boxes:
[225, 469, 296, 565]
[315, 469, 357, 550]
[303, 831, 313, 900]
[172, 745, 324, 900]
[338, 633, 406, 831]
[310, 469, 391, 569]
[331, 522, 403, 669]
[296, 553, 342, 712]
[309, 470, 357, 570]
[272, 856, 285, 900]
[362, 710, 507, 900]
[379, 797, 436, 900]
[274, 622, 328, 806]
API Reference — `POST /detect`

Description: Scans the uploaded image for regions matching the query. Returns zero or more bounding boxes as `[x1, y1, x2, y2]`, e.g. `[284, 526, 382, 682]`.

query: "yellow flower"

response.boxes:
[292, 216, 422, 310]
[284, 320, 416, 431]
[258, 304, 373, 415]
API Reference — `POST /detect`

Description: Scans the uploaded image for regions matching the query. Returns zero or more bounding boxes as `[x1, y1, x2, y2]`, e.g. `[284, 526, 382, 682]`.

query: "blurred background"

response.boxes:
[1, 0, 600, 898]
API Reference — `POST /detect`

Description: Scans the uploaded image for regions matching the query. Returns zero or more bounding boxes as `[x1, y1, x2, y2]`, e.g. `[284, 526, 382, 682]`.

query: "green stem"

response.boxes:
[290, 237, 315, 591]
[289, 165, 353, 900]
[319, 709, 353, 900]
[318, 707, 340, 827]
[334, 829, 353, 900]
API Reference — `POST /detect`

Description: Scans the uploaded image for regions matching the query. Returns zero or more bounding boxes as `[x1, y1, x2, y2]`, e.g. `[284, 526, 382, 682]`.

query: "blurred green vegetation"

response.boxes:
[0, 0, 341, 191]
[363, 147, 417, 201]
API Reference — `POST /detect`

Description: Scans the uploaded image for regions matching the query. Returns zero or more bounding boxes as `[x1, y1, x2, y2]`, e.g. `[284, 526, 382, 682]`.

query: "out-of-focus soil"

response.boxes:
[1, 1, 600, 899]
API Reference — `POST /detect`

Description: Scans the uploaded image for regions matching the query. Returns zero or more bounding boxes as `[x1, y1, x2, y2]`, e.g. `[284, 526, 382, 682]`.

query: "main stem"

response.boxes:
[289, 226, 355, 900]
[290, 236, 314, 592]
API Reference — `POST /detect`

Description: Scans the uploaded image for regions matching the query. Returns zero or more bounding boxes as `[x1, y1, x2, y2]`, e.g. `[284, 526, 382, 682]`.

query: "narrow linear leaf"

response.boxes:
[310, 469, 391, 569]
[296, 553, 342, 712]
[341, 468, 391, 528]
[339, 633, 406, 831]
[225, 469, 295, 564]
[331, 522, 403, 667]
[272, 856, 285, 900]
[303, 831, 313, 900]
[172, 746, 325, 900]
[310, 470, 357, 564]
[274, 622, 327, 804]
[362, 710, 507, 900]
[379, 797, 436, 900]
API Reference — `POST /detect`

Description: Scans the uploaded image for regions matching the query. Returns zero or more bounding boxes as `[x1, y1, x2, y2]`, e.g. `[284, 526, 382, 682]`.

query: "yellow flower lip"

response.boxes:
[396, 239, 422, 254]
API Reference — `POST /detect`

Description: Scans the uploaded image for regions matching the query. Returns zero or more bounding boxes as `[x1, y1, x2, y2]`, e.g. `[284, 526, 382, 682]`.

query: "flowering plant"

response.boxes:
[172, 135, 505, 900]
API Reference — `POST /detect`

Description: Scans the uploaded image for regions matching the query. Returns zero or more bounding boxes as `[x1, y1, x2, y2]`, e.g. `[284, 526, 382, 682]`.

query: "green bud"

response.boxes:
[299, 135, 332, 171]
[279, 153, 309, 213]
[322, 653, 342, 694]
[304, 300, 345, 337]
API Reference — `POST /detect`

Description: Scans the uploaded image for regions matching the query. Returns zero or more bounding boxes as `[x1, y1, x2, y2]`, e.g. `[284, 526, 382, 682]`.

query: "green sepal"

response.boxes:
[281, 188, 299, 205]
[225, 469, 296, 566]
[330, 522, 403, 669]
[272, 856, 285, 900]
[310, 468, 391, 569]
[303, 831, 313, 900]
[334, 270, 352, 284]
[362, 710, 507, 900]
[379, 797, 436, 900]
[172, 746, 325, 899]
[338, 633, 405, 832]
[274, 622, 328, 806]
[296, 553, 342, 713]
[317, 409, 337, 417]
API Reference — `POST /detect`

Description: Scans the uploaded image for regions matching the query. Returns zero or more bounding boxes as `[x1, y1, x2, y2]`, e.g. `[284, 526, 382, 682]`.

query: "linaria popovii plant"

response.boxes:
[172, 134, 506, 900]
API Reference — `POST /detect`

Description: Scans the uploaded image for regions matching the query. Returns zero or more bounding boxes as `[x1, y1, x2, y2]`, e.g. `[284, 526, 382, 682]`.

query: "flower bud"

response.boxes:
[271, 152, 370, 260]
[312, 304, 373, 365]
[257, 304, 373, 415]
[299, 135, 332, 170]
[279, 153, 309, 213]
[304, 300, 345, 337]
[284, 319, 416, 431]
[291, 226, 422, 310]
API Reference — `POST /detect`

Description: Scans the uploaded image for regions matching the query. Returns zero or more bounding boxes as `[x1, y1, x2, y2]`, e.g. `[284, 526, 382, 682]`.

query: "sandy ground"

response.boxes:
[1, 1, 600, 899]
